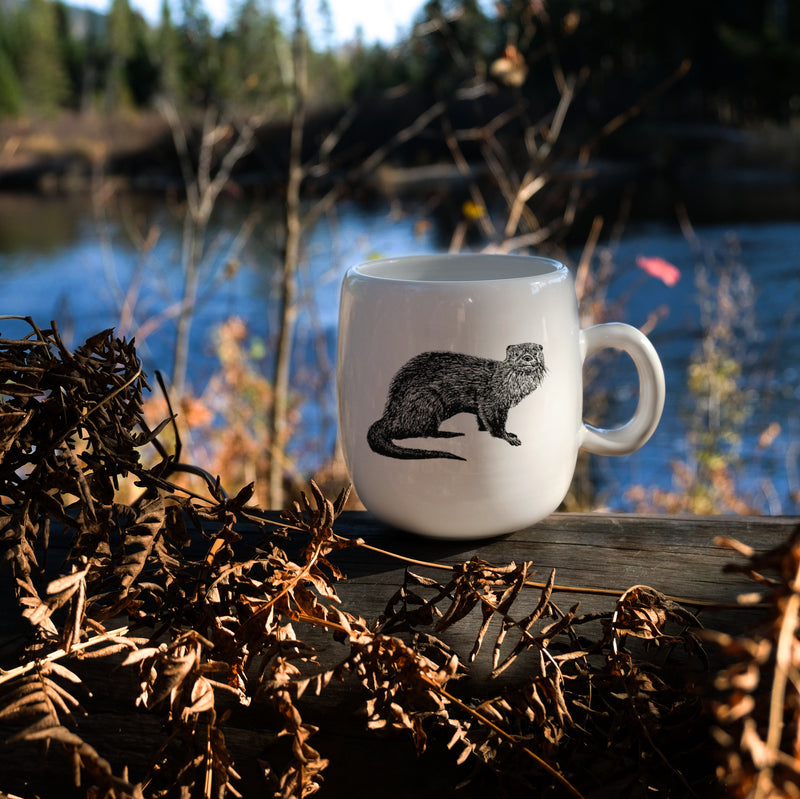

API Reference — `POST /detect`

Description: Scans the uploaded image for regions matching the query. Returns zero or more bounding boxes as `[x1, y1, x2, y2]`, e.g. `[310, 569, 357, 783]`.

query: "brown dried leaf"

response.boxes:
[182, 676, 216, 719]
[120, 495, 166, 590]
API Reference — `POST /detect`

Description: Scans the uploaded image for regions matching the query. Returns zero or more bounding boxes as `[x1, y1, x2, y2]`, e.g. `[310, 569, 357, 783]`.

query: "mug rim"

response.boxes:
[349, 253, 568, 284]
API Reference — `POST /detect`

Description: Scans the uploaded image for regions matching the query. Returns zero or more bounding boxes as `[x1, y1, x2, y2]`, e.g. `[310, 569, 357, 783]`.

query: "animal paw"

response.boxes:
[505, 433, 521, 446]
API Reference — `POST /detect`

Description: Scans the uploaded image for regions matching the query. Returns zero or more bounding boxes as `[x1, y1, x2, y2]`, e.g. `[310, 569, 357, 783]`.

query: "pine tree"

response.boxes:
[106, 0, 135, 110]
[179, 0, 216, 104]
[222, 0, 289, 111]
[0, 12, 21, 116]
[0, 45, 21, 116]
[156, 0, 183, 103]
[125, 9, 160, 106]
[19, 0, 70, 114]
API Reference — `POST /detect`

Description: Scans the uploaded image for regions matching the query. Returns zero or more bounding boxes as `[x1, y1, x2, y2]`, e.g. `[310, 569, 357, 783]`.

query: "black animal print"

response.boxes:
[367, 343, 546, 461]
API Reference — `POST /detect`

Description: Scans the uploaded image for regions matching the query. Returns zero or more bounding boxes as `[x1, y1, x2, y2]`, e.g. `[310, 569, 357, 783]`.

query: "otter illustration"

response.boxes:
[367, 342, 546, 461]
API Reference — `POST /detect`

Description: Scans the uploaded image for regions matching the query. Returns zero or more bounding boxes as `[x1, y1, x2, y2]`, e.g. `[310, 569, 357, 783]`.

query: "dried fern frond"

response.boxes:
[706, 529, 800, 798]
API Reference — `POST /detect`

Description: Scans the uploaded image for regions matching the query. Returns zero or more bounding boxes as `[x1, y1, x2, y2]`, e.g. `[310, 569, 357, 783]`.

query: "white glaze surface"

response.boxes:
[337, 254, 665, 539]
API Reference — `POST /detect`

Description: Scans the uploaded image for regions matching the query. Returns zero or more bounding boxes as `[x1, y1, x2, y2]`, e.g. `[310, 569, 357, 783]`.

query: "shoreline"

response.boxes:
[1, 110, 798, 227]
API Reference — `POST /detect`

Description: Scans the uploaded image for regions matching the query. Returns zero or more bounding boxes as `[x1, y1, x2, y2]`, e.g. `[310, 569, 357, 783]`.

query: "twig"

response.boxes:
[262, 516, 769, 610]
[0, 626, 133, 683]
[431, 679, 586, 799]
[326, 531, 752, 610]
[756, 562, 800, 796]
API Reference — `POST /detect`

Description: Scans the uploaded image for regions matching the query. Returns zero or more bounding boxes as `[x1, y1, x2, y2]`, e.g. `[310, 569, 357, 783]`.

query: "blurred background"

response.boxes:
[0, 0, 798, 513]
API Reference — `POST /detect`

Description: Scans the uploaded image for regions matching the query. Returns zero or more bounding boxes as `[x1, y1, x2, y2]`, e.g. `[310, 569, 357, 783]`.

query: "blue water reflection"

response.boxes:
[1, 193, 798, 514]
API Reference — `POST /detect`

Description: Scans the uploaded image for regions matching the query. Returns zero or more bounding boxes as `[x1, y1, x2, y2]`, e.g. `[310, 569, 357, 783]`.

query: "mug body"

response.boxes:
[337, 254, 583, 538]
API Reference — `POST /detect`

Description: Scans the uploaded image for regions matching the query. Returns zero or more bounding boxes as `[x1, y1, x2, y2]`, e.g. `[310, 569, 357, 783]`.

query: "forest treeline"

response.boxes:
[0, 0, 798, 125]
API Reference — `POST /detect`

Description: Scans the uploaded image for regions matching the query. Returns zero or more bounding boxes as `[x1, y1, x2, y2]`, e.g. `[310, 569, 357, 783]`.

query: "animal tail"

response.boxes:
[367, 418, 466, 461]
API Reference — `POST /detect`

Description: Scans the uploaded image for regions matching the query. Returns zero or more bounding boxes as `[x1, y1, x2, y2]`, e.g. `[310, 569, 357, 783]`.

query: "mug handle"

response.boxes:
[579, 323, 666, 456]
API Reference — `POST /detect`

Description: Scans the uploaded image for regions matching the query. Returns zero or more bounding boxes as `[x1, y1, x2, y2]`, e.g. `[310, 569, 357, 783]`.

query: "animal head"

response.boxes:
[506, 343, 546, 378]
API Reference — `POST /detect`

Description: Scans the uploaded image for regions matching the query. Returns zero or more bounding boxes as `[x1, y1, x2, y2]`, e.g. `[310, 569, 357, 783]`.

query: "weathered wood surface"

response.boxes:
[1, 511, 796, 798]
[327, 510, 797, 623]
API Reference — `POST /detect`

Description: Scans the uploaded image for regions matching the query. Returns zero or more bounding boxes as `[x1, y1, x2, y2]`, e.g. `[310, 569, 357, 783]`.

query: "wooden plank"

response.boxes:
[324, 510, 797, 634]
[0, 512, 796, 797]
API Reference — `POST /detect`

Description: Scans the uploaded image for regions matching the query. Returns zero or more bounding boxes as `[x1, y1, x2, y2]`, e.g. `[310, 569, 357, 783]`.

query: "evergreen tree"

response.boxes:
[125, 9, 160, 106]
[406, 0, 494, 96]
[0, 45, 22, 115]
[19, 0, 70, 114]
[52, 1, 78, 109]
[179, 0, 217, 104]
[106, 0, 135, 110]
[0, 12, 21, 115]
[156, 0, 183, 103]
[221, 0, 289, 111]
[59, 6, 107, 112]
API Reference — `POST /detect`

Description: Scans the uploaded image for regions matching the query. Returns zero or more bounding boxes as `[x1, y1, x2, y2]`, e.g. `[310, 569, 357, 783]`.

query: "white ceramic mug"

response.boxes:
[337, 254, 665, 539]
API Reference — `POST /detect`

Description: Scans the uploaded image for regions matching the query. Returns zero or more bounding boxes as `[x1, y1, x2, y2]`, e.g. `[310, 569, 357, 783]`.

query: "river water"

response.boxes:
[1, 191, 799, 514]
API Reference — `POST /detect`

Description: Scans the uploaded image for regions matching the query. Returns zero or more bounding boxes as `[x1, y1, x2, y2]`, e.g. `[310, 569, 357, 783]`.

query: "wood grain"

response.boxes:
[326, 510, 797, 631]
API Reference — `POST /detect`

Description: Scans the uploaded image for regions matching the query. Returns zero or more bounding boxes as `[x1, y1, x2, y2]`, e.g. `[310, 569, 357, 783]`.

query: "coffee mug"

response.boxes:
[337, 254, 665, 539]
